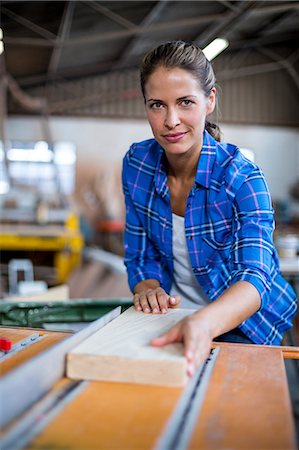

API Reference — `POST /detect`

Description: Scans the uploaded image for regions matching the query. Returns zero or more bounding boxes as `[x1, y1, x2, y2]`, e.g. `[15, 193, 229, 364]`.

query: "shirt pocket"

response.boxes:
[202, 235, 232, 264]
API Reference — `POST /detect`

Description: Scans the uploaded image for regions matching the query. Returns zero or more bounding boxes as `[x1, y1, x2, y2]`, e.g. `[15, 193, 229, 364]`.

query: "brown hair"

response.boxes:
[140, 40, 221, 141]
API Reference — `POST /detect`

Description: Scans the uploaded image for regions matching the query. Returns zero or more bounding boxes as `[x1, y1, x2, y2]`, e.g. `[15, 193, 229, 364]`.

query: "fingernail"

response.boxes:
[162, 308, 167, 314]
[187, 364, 194, 376]
[144, 308, 150, 313]
[186, 351, 193, 361]
[170, 297, 176, 304]
[136, 306, 142, 311]
[153, 308, 159, 314]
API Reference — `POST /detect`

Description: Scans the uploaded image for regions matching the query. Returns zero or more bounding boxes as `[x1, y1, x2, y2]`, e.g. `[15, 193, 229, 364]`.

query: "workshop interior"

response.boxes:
[0, 1, 299, 449]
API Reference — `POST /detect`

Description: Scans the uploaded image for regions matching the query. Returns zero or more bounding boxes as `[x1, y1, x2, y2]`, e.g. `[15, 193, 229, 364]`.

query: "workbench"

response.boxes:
[1, 307, 298, 450]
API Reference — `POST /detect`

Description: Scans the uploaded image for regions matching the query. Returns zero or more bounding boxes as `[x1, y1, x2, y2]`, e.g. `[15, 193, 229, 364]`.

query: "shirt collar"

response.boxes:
[153, 130, 217, 195]
[194, 130, 217, 188]
[153, 143, 169, 197]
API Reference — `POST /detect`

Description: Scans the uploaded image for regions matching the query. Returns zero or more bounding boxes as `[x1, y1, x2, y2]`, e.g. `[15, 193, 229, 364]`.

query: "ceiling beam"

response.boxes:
[82, 0, 136, 31]
[194, 1, 259, 47]
[218, 60, 288, 80]
[113, 0, 172, 70]
[257, 47, 299, 91]
[2, 12, 229, 48]
[4, 2, 299, 49]
[48, 1, 75, 75]
[14, 30, 298, 88]
[216, 1, 242, 14]
[1, 6, 57, 42]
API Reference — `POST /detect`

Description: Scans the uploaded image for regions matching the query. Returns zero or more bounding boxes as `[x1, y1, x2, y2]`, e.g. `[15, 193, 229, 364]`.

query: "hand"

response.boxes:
[151, 314, 213, 377]
[133, 287, 180, 314]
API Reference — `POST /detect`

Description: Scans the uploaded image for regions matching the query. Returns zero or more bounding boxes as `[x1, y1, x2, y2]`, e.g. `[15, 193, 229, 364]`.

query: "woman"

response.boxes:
[122, 41, 297, 376]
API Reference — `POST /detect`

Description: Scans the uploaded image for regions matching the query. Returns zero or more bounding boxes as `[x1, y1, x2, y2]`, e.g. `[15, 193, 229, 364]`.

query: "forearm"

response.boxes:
[194, 281, 261, 339]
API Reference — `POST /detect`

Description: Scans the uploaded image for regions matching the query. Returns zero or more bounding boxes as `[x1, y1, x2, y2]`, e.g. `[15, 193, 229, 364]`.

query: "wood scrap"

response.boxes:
[67, 306, 196, 386]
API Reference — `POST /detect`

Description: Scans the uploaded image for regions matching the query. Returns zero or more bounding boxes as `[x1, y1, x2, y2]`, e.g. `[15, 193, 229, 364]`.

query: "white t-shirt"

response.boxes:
[170, 213, 211, 309]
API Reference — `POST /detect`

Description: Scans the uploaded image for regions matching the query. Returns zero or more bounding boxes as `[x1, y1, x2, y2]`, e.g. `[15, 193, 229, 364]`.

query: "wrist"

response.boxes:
[133, 279, 160, 294]
[192, 310, 216, 341]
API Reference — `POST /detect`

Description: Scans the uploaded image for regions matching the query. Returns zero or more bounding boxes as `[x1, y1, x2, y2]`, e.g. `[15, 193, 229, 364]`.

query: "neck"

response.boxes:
[166, 150, 200, 181]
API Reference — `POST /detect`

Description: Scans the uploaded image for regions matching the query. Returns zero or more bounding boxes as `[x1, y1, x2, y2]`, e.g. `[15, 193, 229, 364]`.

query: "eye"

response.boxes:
[180, 99, 194, 107]
[149, 101, 164, 110]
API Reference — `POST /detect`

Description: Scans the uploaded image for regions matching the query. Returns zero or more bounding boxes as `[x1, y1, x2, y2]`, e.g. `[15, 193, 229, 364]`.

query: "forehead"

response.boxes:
[145, 66, 203, 98]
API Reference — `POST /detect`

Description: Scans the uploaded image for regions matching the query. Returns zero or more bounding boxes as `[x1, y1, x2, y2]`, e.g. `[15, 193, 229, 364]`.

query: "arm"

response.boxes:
[152, 163, 272, 374]
[122, 154, 179, 312]
[152, 280, 260, 376]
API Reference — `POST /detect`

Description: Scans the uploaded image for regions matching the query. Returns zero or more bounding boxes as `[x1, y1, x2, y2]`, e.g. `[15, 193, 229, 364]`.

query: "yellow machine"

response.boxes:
[0, 187, 84, 295]
[0, 141, 84, 294]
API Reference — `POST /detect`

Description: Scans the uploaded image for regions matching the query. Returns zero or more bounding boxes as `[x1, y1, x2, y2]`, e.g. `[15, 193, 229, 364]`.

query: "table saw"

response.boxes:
[1, 306, 298, 450]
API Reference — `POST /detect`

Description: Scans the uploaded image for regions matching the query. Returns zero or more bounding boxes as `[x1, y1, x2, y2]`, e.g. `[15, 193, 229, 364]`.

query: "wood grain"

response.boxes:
[30, 380, 182, 450]
[188, 345, 297, 450]
[67, 306, 195, 386]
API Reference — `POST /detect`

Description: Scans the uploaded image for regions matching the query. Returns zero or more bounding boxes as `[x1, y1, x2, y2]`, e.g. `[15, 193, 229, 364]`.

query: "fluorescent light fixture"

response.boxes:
[0, 28, 3, 55]
[203, 38, 229, 61]
[7, 147, 53, 162]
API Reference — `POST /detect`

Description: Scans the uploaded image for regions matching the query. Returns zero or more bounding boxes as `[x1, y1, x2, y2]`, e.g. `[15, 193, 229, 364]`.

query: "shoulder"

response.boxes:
[123, 138, 162, 166]
[122, 138, 163, 188]
[214, 140, 265, 194]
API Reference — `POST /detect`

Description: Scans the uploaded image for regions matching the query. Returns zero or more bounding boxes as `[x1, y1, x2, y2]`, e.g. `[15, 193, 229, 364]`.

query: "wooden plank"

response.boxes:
[188, 346, 297, 450]
[67, 306, 195, 387]
[29, 381, 183, 450]
[0, 307, 121, 428]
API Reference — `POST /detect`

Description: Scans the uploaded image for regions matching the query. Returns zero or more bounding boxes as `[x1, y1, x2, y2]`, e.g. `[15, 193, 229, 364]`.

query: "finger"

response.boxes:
[146, 290, 160, 314]
[138, 292, 151, 313]
[193, 343, 211, 372]
[156, 288, 169, 313]
[133, 294, 142, 312]
[151, 324, 181, 347]
[168, 295, 180, 309]
[183, 326, 197, 376]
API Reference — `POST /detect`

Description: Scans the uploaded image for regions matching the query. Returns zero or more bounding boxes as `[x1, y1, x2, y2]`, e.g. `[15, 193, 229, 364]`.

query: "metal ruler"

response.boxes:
[155, 346, 220, 450]
[0, 333, 47, 362]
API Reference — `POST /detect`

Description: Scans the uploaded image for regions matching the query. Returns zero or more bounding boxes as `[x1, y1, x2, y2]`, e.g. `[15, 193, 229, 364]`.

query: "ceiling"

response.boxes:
[1, 0, 299, 90]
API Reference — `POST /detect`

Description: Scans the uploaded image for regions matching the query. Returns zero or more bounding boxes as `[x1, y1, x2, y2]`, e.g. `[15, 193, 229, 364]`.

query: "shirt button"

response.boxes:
[188, 236, 193, 239]
[187, 203, 191, 208]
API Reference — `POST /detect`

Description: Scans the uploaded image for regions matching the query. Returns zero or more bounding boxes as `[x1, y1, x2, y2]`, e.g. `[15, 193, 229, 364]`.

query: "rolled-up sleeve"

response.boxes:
[230, 167, 275, 308]
[122, 155, 162, 291]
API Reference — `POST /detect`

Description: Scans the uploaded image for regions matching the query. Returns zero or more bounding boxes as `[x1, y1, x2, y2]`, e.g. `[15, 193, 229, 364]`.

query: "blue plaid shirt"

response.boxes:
[122, 131, 297, 345]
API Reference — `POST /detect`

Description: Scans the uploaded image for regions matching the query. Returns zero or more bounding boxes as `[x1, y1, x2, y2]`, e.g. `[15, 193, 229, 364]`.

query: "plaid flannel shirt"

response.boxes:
[122, 130, 297, 345]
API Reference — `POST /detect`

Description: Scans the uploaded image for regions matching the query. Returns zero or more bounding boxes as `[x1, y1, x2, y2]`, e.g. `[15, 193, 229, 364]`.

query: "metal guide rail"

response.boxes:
[0, 333, 47, 361]
[155, 347, 220, 450]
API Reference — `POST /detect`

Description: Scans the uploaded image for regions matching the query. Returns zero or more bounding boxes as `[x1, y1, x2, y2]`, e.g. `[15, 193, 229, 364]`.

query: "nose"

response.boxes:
[164, 107, 180, 129]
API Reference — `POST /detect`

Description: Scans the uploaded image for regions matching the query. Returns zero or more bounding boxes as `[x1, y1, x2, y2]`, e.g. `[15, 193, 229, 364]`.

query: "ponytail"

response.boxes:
[205, 120, 221, 142]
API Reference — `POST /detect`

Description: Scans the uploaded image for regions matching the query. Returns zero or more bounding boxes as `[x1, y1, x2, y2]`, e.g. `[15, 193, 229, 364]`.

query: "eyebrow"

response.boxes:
[147, 95, 197, 102]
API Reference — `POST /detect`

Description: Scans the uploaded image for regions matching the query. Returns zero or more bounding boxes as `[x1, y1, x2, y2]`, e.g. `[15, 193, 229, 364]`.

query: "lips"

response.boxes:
[163, 132, 187, 143]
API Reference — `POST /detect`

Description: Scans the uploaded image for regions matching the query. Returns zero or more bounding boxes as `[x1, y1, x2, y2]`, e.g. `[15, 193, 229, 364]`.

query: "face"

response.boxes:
[144, 66, 216, 157]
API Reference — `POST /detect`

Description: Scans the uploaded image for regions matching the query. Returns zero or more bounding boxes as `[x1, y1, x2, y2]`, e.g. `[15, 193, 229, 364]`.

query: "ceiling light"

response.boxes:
[203, 38, 229, 61]
[0, 28, 3, 55]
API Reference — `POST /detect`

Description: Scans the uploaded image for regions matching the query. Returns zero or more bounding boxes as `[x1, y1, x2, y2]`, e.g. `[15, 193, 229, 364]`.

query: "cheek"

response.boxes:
[186, 110, 206, 130]
[147, 113, 163, 133]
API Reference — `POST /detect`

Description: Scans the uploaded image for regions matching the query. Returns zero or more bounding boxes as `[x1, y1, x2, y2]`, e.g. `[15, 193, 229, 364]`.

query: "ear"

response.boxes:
[206, 87, 216, 115]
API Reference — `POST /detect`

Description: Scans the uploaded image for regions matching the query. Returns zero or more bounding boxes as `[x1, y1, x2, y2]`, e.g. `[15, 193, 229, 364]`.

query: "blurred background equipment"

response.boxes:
[0, 138, 84, 296]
